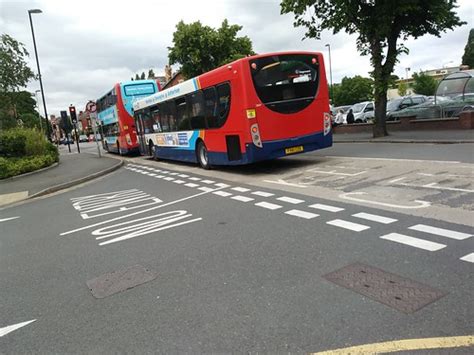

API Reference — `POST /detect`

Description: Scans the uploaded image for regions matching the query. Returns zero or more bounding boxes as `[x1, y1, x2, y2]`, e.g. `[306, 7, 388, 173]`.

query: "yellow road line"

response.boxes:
[313, 335, 474, 354]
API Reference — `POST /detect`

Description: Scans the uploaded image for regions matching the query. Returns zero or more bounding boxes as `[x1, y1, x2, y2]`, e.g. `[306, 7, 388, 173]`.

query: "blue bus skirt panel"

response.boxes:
[153, 130, 332, 166]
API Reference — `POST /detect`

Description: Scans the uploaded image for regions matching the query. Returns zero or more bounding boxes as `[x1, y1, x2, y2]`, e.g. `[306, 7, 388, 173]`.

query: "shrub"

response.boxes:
[0, 130, 26, 157]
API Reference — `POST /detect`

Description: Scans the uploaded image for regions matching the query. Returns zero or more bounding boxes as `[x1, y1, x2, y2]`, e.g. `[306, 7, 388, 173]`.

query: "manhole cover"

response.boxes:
[323, 262, 447, 313]
[86, 265, 157, 299]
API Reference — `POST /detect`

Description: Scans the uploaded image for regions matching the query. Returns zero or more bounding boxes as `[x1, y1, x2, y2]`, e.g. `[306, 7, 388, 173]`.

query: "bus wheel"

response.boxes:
[196, 141, 211, 170]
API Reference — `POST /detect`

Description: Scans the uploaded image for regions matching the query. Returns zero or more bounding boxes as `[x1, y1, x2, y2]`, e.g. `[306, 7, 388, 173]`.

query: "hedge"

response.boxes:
[0, 128, 59, 179]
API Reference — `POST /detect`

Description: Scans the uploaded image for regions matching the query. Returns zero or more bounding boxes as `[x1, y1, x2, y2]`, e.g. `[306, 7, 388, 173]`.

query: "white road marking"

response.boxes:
[389, 177, 406, 183]
[169, 172, 179, 176]
[380, 233, 446, 251]
[460, 253, 474, 263]
[421, 182, 474, 193]
[352, 212, 397, 224]
[285, 209, 319, 219]
[155, 175, 164, 178]
[418, 173, 435, 176]
[189, 177, 201, 181]
[0, 319, 36, 337]
[148, 173, 157, 177]
[264, 179, 307, 188]
[201, 179, 215, 184]
[173, 180, 185, 184]
[163, 177, 175, 181]
[213, 191, 233, 197]
[325, 156, 461, 164]
[214, 183, 230, 188]
[198, 187, 214, 192]
[327, 219, 370, 232]
[232, 187, 251, 192]
[178, 174, 189, 178]
[306, 168, 366, 176]
[308, 203, 344, 212]
[408, 224, 472, 240]
[255, 201, 282, 210]
[252, 191, 275, 197]
[185, 183, 199, 188]
[340, 192, 431, 209]
[231, 195, 254, 202]
[0, 216, 20, 223]
[276, 196, 305, 204]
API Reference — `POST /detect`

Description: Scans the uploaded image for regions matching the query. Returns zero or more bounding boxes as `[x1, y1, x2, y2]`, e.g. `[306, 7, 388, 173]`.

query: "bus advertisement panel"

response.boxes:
[133, 52, 332, 168]
[97, 80, 160, 155]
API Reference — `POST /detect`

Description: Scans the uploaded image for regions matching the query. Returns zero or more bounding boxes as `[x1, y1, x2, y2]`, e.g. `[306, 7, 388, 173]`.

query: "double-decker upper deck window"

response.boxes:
[250, 54, 319, 114]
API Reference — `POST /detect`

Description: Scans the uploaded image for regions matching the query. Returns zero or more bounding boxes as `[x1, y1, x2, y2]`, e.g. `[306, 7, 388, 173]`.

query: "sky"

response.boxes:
[1, 0, 472, 116]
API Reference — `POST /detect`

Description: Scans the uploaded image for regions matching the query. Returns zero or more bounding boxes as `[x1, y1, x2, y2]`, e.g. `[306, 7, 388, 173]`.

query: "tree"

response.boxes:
[398, 81, 407, 96]
[168, 19, 254, 79]
[281, 0, 465, 137]
[462, 28, 474, 68]
[412, 72, 438, 96]
[331, 75, 373, 106]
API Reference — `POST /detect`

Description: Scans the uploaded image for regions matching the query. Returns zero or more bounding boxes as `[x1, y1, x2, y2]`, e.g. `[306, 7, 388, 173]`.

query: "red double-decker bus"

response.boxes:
[133, 51, 332, 168]
[96, 80, 160, 155]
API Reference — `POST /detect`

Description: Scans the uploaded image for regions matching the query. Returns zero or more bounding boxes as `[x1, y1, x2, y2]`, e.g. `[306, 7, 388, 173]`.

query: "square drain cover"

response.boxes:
[323, 262, 446, 313]
[87, 264, 157, 299]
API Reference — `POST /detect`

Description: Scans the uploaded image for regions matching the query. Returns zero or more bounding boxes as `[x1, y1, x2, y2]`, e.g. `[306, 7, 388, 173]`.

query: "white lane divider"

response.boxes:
[169, 172, 179, 176]
[231, 195, 254, 202]
[215, 183, 230, 188]
[178, 174, 189, 178]
[0, 216, 20, 223]
[185, 183, 199, 188]
[155, 175, 164, 178]
[255, 201, 282, 210]
[189, 177, 201, 181]
[213, 191, 233, 197]
[198, 187, 214, 192]
[148, 173, 157, 177]
[308, 203, 344, 213]
[201, 179, 215, 184]
[408, 224, 472, 240]
[0, 319, 36, 337]
[352, 212, 397, 224]
[460, 253, 474, 263]
[232, 187, 251, 193]
[163, 177, 175, 181]
[173, 180, 185, 184]
[285, 209, 319, 219]
[252, 191, 275, 197]
[380, 233, 446, 251]
[327, 219, 370, 232]
[276, 196, 305, 204]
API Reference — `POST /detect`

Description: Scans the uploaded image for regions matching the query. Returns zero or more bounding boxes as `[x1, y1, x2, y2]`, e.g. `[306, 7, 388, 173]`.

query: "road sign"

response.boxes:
[86, 101, 97, 113]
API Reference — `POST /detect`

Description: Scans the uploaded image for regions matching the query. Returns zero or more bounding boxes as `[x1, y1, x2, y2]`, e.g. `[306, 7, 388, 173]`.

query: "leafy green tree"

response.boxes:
[331, 75, 373, 106]
[168, 19, 254, 79]
[412, 72, 438, 96]
[398, 81, 407, 96]
[462, 28, 474, 68]
[281, 0, 465, 137]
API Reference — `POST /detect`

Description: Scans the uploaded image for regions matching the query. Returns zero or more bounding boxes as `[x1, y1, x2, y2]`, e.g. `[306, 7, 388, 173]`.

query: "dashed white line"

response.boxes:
[214, 183, 230, 188]
[178, 174, 189, 178]
[352, 212, 397, 224]
[408, 224, 472, 240]
[308, 203, 344, 213]
[380, 233, 446, 251]
[231, 195, 254, 202]
[198, 187, 214, 192]
[460, 252, 474, 263]
[201, 179, 215, 184]
[255, 201, 282, 210]
[148, 173, 157, 177]
[155, 175, 164, 178]
[252, 191, 275, 197]
[163, 177, 175, 181]
[185, 183, 199, 188]
[189, 177, 201, 181]
[169, 172, 179, 176]
[213, 191, 233, 197]
[285, 209, 319, 219]
[276, 196, 305, 204]
[0, 216, 20, 223]
[232, 187, 251, 193]
[173, 180, 185, 184]
[327, 219, 370, 232]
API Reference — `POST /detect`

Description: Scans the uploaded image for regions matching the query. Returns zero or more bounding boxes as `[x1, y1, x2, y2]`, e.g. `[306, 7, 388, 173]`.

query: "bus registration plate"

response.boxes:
[285, 146, 304, 155]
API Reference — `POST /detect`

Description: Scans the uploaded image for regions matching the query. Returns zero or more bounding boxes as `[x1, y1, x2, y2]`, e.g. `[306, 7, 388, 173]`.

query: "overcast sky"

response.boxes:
[1, 0, 472, 116]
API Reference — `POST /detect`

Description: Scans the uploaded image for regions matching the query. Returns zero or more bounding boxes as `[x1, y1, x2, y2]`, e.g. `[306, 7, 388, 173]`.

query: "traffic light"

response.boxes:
[69, 105, 77, 124]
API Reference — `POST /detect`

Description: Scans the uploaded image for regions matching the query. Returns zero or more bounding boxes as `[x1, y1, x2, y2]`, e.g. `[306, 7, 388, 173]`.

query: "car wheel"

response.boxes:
[196, 141, 211, 169]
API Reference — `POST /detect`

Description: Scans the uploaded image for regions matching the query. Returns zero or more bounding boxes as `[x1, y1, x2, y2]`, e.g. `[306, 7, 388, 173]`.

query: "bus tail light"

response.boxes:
[324, 113, 331, 136]
[250, 123, 262, 148]
[126, 133, 132, 145]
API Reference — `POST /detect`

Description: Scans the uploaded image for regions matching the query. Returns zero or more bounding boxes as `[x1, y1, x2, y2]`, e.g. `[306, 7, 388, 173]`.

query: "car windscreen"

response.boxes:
[387, 99, 402, 111]
[249, 54, 319, 114]
[351, 103, 365, 113]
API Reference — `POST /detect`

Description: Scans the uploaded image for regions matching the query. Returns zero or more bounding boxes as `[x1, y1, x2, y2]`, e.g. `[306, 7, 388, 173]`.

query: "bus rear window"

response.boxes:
[124, 83, 156, 96]
[250, 54, 319, 114]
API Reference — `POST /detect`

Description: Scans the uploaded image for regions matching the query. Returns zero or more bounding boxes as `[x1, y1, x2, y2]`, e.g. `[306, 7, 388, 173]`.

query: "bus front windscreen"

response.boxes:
[250, 54, 319, 114]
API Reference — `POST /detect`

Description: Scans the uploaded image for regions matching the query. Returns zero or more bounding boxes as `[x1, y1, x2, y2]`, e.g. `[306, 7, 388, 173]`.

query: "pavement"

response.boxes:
[0, 151, 122, 207]
[333, 129, 474, 143]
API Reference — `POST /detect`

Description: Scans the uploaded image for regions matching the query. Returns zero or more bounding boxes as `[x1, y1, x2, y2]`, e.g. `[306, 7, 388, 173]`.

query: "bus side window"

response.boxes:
[216, 83, 231, 127]
[188, 91, 206, 129]
[151, 106, 162, 132]
[176, 97, 191, 131]
[203, 87, 218, 128]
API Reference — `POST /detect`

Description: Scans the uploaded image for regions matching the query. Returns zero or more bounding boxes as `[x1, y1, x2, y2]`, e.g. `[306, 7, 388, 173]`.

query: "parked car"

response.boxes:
[386, 95, 428, 120]
[349, 101, 375, 123]
[79, 134, 89, 143]
[331, 105, 352, 124]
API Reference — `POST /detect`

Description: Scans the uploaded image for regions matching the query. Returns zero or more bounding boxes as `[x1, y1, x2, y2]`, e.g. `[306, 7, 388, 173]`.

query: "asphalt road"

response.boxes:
[1, 163, 473, 353]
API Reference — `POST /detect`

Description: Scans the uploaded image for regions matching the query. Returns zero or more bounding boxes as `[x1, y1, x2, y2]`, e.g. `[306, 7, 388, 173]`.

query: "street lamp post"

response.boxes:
[325, 44, 333, 104]
[34, 89, 43, 134]
[28, 9, 51, 139]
